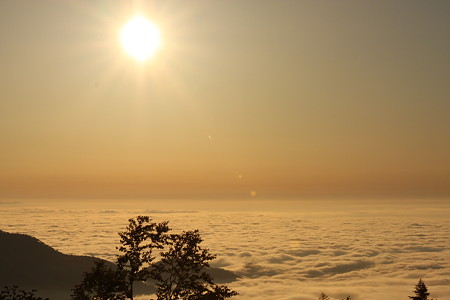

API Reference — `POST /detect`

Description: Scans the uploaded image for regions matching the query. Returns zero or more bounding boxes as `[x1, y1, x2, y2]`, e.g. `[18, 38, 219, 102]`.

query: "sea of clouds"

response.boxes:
[1, 199, 449, 300]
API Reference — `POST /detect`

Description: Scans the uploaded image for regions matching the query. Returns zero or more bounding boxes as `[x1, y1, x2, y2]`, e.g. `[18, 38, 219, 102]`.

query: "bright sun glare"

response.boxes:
[120, 16, 161, 62]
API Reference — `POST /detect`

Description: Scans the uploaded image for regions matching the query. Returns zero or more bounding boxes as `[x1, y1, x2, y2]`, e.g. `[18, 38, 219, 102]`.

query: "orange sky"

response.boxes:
[0, 1, 449, 199]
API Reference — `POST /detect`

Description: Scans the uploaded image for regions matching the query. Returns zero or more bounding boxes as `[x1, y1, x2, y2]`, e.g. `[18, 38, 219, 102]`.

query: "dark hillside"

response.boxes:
[0, 230, 108, 299]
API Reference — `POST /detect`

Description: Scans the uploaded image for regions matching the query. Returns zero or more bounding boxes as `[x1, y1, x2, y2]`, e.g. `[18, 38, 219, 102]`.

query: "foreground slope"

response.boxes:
[0, 230, 111, 299]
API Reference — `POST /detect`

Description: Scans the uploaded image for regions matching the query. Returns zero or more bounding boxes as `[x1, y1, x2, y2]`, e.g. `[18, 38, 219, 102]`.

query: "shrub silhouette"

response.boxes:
[0, 285, 48, 300]
[318, 292, 329, 300]
[71, 261, 126, 300]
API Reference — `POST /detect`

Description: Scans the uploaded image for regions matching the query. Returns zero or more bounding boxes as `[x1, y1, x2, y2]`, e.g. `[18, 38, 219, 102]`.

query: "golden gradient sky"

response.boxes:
[0, 0, 449, 199]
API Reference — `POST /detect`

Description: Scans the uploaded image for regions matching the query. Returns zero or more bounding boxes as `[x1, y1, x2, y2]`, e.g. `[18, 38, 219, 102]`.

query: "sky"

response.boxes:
[0, 0, 449, 199]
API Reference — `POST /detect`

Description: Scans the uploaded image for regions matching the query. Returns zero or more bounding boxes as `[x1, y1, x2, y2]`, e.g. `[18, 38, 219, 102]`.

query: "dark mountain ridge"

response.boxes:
[0, 230, 108, 299]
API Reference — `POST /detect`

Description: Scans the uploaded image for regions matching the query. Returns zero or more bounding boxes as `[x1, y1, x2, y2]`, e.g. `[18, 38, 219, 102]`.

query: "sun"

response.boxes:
[120, 15, 161, 62]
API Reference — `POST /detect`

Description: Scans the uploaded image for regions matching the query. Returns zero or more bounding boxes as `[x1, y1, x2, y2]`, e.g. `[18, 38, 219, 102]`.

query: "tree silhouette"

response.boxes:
[72, 216, 237, 300]
[152, 230, 238, 300]
[117, 216, 170, 299]
[71, 260, 126, 300]
[409, 279, 431, 300]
